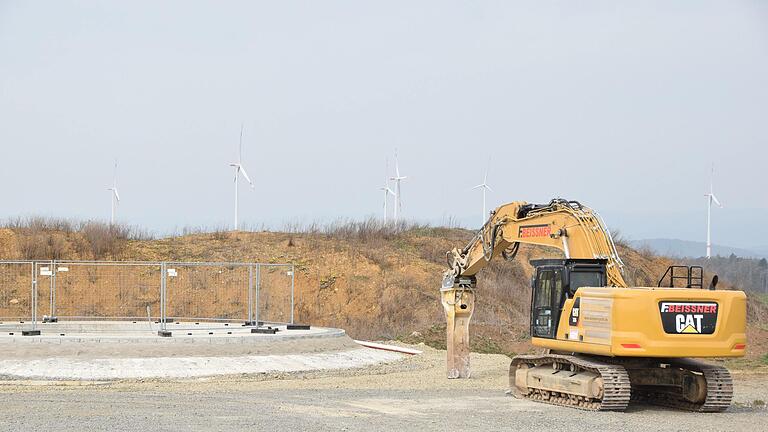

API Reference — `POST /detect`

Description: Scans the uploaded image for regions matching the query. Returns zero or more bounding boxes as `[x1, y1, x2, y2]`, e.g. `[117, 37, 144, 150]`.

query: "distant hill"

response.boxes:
[631, 238, 767, 259]
[753, 246, 768, 257]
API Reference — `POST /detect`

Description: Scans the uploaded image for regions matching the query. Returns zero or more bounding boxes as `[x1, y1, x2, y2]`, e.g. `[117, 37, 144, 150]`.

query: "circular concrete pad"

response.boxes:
[0, 321, 403, 380]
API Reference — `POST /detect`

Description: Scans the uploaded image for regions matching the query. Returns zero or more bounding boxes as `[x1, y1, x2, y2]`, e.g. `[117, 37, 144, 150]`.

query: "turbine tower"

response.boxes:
[229, 124, 255, 231]
[379, 158, 396, 222]
[472, 161, 492, 226]
[106, 160, 120, 224]
[705, 164, 723, 259]
[389, 150, 407, 222]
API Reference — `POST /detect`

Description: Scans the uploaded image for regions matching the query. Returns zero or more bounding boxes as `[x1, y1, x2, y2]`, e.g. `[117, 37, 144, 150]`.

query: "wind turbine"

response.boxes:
[229, 124, 255, 231]
[379, 158, 396, 222]
[106, 160, 120, 224]
[389, 150, 407, 222]
[705, 164, 723, 259]
[472, 161, 492, 226]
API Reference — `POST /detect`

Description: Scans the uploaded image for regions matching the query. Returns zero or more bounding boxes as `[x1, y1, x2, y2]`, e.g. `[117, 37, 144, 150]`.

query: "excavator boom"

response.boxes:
[446, 199, 626, 287]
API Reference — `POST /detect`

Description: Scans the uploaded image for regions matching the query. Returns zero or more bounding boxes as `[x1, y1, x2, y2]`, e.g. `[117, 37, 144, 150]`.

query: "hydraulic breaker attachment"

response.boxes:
[440, 275, 476, 378]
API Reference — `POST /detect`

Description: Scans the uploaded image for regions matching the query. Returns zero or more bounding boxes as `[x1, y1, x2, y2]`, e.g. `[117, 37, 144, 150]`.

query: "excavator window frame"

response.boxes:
[529, 259, 608, 339]
[530, 265, 565, 339]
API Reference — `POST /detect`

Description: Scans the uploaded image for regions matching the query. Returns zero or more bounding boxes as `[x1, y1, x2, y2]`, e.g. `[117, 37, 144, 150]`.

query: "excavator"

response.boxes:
[442, 198, 747, 411]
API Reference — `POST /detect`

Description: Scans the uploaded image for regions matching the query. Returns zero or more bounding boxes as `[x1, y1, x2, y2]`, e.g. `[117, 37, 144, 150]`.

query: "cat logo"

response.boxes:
[659, 301, 718, 335]
[676, 314, 703, 333]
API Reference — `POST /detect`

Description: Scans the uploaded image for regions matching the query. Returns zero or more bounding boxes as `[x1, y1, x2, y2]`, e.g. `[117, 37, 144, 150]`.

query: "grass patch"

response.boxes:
[471, 335, 515, 358]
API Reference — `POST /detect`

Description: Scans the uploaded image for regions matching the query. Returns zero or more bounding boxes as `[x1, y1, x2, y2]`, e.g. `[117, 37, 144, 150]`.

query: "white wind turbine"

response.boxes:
[472, 161, 492, 226]
[379, 158, 396, 222]
[106, 160, 120, 224]
[229, 124, 255, 231]
[389, 150, 407, 222]
[705, 164, 723, 259]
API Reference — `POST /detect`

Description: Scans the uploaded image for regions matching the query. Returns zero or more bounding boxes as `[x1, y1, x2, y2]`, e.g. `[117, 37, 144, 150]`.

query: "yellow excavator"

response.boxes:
[442, 199, 747, 411]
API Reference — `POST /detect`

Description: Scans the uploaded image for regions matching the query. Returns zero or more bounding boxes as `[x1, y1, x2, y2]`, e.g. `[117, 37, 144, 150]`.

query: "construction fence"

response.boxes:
[0, 260, 295, 333]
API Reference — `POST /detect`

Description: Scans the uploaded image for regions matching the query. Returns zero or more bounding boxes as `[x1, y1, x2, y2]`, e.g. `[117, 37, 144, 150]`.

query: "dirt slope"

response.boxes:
[0, 226, 765, 363]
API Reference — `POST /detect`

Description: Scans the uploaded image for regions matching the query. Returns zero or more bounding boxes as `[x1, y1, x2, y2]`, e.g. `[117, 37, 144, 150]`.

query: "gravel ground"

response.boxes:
[0, 344, 765, 431]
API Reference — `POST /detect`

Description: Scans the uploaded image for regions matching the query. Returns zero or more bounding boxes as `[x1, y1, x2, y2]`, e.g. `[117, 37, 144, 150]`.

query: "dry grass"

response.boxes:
[1, 217, 152, 260]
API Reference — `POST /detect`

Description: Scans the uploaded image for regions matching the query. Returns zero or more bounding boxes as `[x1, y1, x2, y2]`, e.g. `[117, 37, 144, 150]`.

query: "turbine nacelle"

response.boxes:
[706, 193, 723, 208]
[231, 163, 254, 187]
[380, 186, 396, 196]
[107, 187, 121, 202]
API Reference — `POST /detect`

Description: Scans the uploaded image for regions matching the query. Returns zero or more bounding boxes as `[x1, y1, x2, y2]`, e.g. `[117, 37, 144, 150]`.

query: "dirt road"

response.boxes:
[0, 345, 765, 431]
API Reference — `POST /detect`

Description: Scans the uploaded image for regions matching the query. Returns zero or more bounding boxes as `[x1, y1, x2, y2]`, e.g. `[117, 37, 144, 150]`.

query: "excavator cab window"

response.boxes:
[529, 259, 607, 339]
[569, 270, 604, 294]
[531, 268, 564, 339]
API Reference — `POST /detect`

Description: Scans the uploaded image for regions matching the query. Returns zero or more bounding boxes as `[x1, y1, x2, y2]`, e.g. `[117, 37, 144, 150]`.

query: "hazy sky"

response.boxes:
[1, 1, 766, 248]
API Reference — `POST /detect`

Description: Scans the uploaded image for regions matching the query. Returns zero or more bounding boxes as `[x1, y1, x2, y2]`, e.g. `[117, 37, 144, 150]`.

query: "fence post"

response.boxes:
[290, 264, 295, 324]
[255, 264, 260, 326]
[31, 262, 37, 331]
[247, 265, 253, 323]
[51, 260, 57, 319]
[160, 262, 166, 332]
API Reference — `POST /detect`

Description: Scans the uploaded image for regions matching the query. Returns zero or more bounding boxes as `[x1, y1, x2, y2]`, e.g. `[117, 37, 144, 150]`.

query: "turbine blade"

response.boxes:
[239, 165, 254, 187]
[113, 188, 120, 202]
[485, 184, 493, 192]
[472, 184, 484, 189]
[394, 149, 400, 177]
[711, 194, 722, 207]
[386, 187, 396, 196]
[385, 157, 389, 187]
[239, 123, 244, 163]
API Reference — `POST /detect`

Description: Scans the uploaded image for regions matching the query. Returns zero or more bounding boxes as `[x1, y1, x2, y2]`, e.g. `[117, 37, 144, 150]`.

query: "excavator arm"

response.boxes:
[446, 198, 627, 287]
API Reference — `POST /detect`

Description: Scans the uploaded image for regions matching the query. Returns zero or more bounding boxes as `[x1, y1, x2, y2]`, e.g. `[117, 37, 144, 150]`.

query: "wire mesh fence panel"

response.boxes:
[165, 263, 250, 324]
[53, 262, 162, 320]
[1, 260, 293, 332]
[257, 264, 293, 324]
[0, 262, 34, 327]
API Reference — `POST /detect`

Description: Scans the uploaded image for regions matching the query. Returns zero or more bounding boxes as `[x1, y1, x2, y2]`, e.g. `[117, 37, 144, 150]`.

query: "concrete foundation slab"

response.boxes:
[0, 321, 404, 380]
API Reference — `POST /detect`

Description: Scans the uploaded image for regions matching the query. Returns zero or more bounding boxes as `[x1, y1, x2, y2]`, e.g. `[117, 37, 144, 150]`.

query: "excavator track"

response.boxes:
[629, 359, 733, 412]
[510, 354, 631, 411]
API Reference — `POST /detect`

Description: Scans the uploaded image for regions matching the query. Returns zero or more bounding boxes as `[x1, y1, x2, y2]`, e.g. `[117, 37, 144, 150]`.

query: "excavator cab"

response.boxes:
[529, 259, 607, 339]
